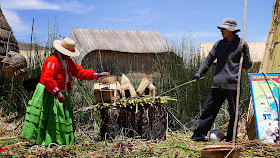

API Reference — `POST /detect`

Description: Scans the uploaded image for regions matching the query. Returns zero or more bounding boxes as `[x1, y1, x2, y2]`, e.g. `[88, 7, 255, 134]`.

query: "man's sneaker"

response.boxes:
[191, 135, 206, 142]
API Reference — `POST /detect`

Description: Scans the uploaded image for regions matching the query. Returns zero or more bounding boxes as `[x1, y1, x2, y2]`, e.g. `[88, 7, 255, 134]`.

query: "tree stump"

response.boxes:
[100, 103, 166, 140]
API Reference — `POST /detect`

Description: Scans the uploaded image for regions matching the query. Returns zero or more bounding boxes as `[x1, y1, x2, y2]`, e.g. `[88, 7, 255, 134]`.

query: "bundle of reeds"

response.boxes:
[120, 74, 137, 98]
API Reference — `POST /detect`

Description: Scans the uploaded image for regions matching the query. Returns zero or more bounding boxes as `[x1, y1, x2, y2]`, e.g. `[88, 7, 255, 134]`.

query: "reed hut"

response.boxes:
[69, 28, 171, 74]
[0, 8, 19, 72]
[0, 8, 19, 56]
[246, 0, 280, 141]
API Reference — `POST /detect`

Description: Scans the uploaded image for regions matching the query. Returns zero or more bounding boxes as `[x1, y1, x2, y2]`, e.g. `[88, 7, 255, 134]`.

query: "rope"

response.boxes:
[233, 0, 247, 145]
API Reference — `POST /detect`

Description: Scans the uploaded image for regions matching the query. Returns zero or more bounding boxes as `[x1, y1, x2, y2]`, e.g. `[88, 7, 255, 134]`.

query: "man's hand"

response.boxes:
[192, 76, 199, 83]
[56, 91, 65, 103]
[240, 45, 247, 54]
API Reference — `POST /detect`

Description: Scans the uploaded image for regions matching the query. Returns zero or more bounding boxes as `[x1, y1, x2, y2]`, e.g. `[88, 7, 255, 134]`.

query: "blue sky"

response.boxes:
[0, 0, 275, 47]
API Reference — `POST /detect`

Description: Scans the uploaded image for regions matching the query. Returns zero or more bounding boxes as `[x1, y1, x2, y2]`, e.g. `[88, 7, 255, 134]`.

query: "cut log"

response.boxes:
[100, 103, 166, 140]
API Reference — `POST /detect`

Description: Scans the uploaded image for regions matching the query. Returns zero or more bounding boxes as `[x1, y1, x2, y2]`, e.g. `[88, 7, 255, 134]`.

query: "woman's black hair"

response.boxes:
[50, 49, 59, 56]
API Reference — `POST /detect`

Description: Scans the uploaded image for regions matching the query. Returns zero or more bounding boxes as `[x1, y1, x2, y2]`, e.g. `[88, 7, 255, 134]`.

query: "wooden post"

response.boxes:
[233, 0, 247, 144]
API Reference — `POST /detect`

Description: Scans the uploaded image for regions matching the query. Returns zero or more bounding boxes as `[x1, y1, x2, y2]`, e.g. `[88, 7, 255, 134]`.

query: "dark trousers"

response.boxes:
[192, 88, 238, 141]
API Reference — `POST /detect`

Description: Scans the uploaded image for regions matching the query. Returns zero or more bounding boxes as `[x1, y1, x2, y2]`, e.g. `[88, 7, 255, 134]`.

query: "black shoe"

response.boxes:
[194, 138, 206, 142]
[191, 136, 206, 142]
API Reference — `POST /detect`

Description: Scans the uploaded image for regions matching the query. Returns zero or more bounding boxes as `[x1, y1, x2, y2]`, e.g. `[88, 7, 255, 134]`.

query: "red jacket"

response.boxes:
[40, 53, 98, 94]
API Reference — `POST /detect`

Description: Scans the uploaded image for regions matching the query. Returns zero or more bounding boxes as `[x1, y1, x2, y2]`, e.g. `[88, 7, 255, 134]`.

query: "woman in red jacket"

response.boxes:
[21, 38, 110, 146]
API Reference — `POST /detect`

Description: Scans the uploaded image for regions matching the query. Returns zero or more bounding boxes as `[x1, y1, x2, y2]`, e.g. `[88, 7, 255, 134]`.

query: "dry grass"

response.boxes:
[0, 111, 279, 158]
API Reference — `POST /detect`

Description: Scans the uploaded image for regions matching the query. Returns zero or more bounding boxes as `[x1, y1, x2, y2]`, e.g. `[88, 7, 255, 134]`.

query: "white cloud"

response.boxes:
[192, 32, 220, 38]
[0, 0, 60, 10]
[163, 31, 219, 39]
[162, 32, 184, 39]
[1, 9, 29, 32]
[0, 0, 94, 13]
[162, 31, 191, 39]
[102, 7, 153, 24]
[162, 31, 221, 45]
[58, 0, 95, 14]
[132, 8, 152, 15]
[102, 16, 148, 23]
[0, 0, 94, 41]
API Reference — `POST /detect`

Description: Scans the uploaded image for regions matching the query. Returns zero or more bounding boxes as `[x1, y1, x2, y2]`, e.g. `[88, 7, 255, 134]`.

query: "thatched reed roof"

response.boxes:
[69, 28, 171, 64]
[0, 8, 19, 56]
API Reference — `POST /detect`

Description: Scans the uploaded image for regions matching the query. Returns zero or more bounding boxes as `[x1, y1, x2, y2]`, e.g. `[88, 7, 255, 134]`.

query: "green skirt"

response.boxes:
[21, 83, 74, 146]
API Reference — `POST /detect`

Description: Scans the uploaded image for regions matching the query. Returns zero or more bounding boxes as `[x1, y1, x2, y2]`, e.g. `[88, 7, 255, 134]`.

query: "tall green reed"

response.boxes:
[153, 37, 213, 130]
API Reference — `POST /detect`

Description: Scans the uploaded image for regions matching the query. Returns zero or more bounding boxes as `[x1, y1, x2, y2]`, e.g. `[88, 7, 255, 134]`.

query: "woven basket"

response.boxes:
[94, 89, 120, 103]
[93, 82, 121, 103]
[99, 75, 117, 84]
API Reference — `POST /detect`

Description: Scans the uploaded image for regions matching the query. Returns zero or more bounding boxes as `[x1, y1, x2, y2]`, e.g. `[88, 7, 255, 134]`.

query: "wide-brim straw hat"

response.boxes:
[217, 18, 240, 32]
[53, 38, 80, 57]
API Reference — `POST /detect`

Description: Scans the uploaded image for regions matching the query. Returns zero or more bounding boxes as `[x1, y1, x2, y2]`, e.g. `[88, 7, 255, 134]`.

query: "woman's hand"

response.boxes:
[98, 72, 110, 78]
[56, 91, 65, 103]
